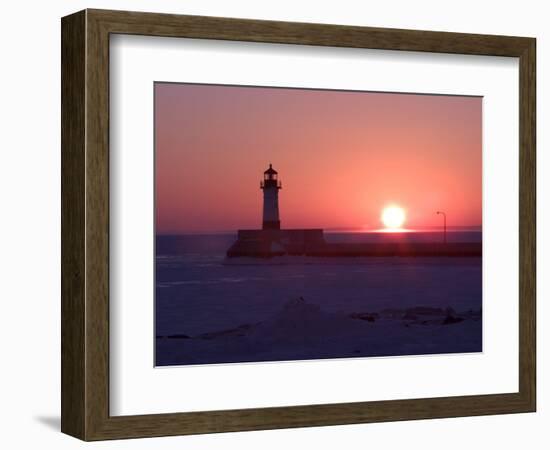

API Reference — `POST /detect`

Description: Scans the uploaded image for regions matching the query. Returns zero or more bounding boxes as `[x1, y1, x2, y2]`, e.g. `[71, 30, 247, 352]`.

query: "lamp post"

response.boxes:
[436, 211, 447, 244]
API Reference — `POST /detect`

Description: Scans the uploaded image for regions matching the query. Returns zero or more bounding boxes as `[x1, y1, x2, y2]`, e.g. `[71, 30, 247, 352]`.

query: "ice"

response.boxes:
[155, 233, 482, 366]
[156, 296, 481, 366]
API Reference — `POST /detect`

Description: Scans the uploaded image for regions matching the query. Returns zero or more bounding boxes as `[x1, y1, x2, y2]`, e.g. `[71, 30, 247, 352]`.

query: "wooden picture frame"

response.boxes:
[61, 9, 536, 441]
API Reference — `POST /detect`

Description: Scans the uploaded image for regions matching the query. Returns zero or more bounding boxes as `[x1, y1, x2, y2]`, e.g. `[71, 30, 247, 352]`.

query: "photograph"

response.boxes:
[154, 82, 483, 366]
[2, 1, 537, 445]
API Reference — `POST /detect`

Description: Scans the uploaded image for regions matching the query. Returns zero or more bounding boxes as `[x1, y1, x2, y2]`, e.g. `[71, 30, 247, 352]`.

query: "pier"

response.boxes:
[226, 229, 481, 258]
[226, 165, 481, 258]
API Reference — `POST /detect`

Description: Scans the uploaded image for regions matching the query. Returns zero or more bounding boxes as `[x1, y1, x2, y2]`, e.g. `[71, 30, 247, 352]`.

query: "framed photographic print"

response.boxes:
[61, 9, 536, 440]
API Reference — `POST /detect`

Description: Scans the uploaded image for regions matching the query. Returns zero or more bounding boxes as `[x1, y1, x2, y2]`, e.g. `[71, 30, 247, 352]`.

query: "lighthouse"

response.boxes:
[261, 164, 282, 229]
[226, 164, 326, 257]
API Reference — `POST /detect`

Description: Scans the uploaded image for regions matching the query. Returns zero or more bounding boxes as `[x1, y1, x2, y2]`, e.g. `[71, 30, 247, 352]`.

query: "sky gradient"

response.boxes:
[155, 83, 481, 234]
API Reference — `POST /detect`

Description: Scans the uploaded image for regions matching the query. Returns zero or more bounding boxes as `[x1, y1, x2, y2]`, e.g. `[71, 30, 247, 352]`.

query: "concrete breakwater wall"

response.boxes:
[226, 229, 481, 258]
[303, 242, 481, 257]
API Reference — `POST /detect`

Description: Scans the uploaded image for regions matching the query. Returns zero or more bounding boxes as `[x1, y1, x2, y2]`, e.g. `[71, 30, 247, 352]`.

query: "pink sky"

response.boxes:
[155, 83, 481, 234]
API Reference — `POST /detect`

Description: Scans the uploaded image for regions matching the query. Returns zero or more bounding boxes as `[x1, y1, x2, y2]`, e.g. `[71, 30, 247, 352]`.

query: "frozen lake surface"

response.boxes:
[155, 232, 482, 366]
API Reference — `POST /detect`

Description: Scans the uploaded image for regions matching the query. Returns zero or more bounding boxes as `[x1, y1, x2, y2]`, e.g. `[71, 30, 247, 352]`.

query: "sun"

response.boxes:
[381, 205, 406, 229]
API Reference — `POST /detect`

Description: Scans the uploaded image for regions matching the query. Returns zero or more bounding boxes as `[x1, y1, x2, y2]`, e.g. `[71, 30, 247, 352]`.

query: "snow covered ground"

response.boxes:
[155, 233, 482, 366]
[156, 296, 481, 366]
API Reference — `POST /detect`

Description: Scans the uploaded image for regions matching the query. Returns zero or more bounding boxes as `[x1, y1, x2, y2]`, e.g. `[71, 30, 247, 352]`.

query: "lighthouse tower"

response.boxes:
[261, 164, 282, 229]
[226, 164, 326, 257]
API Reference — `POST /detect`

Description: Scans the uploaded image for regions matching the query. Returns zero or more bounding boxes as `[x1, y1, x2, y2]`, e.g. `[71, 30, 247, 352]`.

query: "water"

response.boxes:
[155, 231, 482, 341]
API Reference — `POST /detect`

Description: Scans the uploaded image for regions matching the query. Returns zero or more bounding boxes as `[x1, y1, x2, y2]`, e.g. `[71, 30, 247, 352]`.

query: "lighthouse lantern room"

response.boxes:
[260, 164, 282, 229]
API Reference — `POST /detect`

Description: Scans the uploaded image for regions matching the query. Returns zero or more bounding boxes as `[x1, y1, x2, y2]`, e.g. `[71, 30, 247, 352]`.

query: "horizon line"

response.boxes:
[156, 225, 483, 236]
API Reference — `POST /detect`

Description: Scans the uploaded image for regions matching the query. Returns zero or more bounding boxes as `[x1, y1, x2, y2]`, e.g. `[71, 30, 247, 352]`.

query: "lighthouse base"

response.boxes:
[226, 229, 325, 258]
[262, 220, 280, 230]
